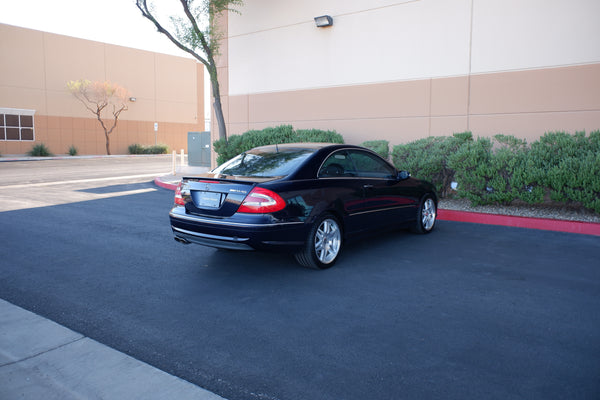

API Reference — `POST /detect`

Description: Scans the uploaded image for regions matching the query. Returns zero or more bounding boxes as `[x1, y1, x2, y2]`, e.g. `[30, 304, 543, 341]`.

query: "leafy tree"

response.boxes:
[135, 0, 243, 142]
[67, 79, 130, 155]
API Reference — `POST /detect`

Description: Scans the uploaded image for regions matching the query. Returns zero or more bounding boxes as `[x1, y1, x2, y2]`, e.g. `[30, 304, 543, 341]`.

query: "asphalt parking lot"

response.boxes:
[1, 157, 599, 400]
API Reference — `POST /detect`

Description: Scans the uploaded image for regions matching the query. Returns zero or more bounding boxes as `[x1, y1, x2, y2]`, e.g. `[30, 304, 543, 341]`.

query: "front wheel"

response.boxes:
[295, 214, 342, 270]
[412, 195, 437, 234]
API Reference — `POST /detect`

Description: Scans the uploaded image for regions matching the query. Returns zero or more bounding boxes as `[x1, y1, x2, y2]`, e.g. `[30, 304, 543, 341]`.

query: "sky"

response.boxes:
[0, 0, 192, 58]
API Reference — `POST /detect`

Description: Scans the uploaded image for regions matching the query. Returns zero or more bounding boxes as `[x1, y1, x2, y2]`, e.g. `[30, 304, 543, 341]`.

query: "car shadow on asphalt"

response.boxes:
[203, 248, 305, 272]
[198, 225, 432, 274]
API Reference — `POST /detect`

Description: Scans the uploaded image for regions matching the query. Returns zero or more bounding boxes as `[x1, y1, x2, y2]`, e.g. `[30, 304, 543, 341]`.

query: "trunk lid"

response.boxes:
[179, 177, 260, 217]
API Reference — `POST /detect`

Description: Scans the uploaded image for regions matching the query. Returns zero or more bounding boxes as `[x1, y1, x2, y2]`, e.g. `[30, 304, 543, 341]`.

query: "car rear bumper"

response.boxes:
[172, 226, 255, 250]
[169, 208, 307, 251]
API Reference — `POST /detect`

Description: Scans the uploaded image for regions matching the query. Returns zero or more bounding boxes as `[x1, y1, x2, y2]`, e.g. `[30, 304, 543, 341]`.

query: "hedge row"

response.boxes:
[128, 143, 169, 154]
[213, 125, 344, 165]
[392, 131, 600, 213]
[212, 126, 599, 213]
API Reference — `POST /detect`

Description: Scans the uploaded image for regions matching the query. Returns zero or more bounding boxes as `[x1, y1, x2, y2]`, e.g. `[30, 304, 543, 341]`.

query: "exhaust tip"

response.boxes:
[174, 236, 191, 245]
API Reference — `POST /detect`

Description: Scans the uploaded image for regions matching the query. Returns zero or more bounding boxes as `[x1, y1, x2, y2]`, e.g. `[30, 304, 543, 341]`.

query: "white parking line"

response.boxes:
[1, 173, 168, 189]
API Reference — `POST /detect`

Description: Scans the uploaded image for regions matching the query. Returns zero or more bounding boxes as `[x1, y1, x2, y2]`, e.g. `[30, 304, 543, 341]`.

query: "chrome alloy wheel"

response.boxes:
[421, 198, 437, 231]
[314, 218, 341, 264]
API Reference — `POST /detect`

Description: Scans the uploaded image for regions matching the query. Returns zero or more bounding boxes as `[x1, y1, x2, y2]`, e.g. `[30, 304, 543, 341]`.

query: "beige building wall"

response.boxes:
[0, 23, 204, 155]
[220, 0, 600, 146]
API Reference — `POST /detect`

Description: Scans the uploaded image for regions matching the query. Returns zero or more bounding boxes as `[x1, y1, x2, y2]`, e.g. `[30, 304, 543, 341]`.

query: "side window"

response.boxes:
[318, 151, 356, 178]
[347, 150, 396, 179]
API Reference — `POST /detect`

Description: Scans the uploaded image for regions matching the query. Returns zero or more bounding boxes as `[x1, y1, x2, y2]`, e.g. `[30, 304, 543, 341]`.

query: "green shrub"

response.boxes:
[148, 144, 169, 154]
[493, 137, 541, 204]
[361, 140, 390, 159]
[534, 131, 600, 211]
[388, 130, 600, 213]
[391, 132, 473, 196]
[128, 144, 144, 154]
[448, 137, 493, 205]
[444, 131, 600, 212]
[213, 125, 344, 165]
[295, 128, 344, 144]
[68, 145, 78, 156]
[128, 143, 168, 154]
[448, 135, 534, 205]
[28, 143, 53, 157]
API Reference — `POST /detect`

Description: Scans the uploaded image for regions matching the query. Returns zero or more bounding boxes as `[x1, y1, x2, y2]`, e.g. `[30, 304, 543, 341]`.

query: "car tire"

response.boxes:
[411, 195, 437, 234]
[295, 213, 342, 270]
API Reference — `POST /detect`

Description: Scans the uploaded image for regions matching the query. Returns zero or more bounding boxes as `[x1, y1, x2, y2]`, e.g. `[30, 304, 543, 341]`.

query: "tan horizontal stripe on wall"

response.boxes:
[225, 63, 600, 145]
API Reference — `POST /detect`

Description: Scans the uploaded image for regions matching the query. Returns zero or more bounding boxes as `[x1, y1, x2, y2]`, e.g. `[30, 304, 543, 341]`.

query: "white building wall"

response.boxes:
[228, 0, 600, 95]
[471, 0, 600, 73]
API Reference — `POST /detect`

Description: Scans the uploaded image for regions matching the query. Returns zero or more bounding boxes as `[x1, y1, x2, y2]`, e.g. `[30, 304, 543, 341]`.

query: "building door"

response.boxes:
[188, 131, 211, 167]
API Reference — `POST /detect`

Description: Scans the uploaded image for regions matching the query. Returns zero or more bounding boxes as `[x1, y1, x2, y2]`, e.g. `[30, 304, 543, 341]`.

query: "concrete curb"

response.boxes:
[155, 176, 600, 236]
[438, 209, 600, 236]
[154, 177, 179, 191]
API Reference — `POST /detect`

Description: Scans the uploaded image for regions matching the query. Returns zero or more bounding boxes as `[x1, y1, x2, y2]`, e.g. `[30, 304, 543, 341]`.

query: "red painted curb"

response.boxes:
[154, 177, 600, 236]
[154, 177, 178, 191]
[438, 209, 600, 236]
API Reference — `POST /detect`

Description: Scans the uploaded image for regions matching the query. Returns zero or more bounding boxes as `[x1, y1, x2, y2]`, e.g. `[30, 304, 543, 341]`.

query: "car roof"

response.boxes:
[252, 142, 361, 152]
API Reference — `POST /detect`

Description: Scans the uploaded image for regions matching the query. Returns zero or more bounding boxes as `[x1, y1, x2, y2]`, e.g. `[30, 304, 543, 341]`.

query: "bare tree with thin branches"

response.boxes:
[67, 79, 130, 155]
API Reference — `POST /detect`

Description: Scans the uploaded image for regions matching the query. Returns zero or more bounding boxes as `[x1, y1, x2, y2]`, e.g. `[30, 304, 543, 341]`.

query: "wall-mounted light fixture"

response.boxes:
[129, 97, 137, 102]
[314, 15, 333, 28]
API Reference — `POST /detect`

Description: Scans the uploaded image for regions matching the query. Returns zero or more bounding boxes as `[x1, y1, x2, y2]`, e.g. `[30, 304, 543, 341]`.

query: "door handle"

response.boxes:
[363, 184, 374, 189]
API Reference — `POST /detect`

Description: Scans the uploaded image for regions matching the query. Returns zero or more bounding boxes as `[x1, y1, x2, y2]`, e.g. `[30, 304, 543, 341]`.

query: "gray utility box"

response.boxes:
[188, 131, 211, 167]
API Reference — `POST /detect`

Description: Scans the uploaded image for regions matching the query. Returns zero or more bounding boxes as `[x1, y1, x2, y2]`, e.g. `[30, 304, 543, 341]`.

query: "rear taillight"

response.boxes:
[237, 187, 286, 214]
[174, 182, 185, 206]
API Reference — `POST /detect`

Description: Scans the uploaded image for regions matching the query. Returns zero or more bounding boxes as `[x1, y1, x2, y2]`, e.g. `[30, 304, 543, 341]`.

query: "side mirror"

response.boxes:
[398, 170, 410, 180]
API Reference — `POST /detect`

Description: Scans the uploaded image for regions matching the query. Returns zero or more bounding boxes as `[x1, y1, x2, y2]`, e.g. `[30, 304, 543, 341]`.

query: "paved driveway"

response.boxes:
[0, 159, 599, 400]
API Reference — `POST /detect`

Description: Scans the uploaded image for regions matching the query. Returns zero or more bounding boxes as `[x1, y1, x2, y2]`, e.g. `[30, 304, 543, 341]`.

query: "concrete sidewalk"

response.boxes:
[0, 299, 225, 400]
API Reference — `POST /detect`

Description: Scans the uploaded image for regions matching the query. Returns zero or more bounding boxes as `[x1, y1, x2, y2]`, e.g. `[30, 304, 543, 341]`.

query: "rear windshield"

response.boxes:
[212, 148, 315, 178]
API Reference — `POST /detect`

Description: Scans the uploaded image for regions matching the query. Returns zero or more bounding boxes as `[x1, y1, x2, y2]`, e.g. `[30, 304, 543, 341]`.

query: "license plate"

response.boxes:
[196, 191, 222, 209]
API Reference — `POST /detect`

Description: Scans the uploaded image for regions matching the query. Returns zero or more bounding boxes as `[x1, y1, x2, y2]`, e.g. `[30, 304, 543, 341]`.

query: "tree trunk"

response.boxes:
[208, 65, 227, 142]
[105, 132, 111, 155]
[213, 97, 227, 142]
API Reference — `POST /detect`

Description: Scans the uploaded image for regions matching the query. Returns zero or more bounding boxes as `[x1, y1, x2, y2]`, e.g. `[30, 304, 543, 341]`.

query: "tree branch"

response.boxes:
[136, 0, 210, 69]
[134, 0, 243, 142]
[178, 0, 211, 56]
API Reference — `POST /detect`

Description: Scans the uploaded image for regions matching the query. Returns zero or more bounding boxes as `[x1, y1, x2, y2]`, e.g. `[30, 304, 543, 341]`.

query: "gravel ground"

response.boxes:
[439, 198, 600, 223]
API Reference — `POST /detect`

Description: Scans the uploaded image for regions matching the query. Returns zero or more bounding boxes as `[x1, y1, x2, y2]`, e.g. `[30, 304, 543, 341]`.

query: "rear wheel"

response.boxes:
[412, 195, 437, 234]
[295, 214, 342, 270]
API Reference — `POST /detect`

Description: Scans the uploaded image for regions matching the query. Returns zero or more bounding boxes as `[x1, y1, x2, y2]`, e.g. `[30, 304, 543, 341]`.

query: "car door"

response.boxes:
[317, 150, 371, 236]
[346, 150, 417, 229]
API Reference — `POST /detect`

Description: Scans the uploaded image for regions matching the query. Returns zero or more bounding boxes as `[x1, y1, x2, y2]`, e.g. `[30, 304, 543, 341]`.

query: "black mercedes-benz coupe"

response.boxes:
[170, 143, 437, 269]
